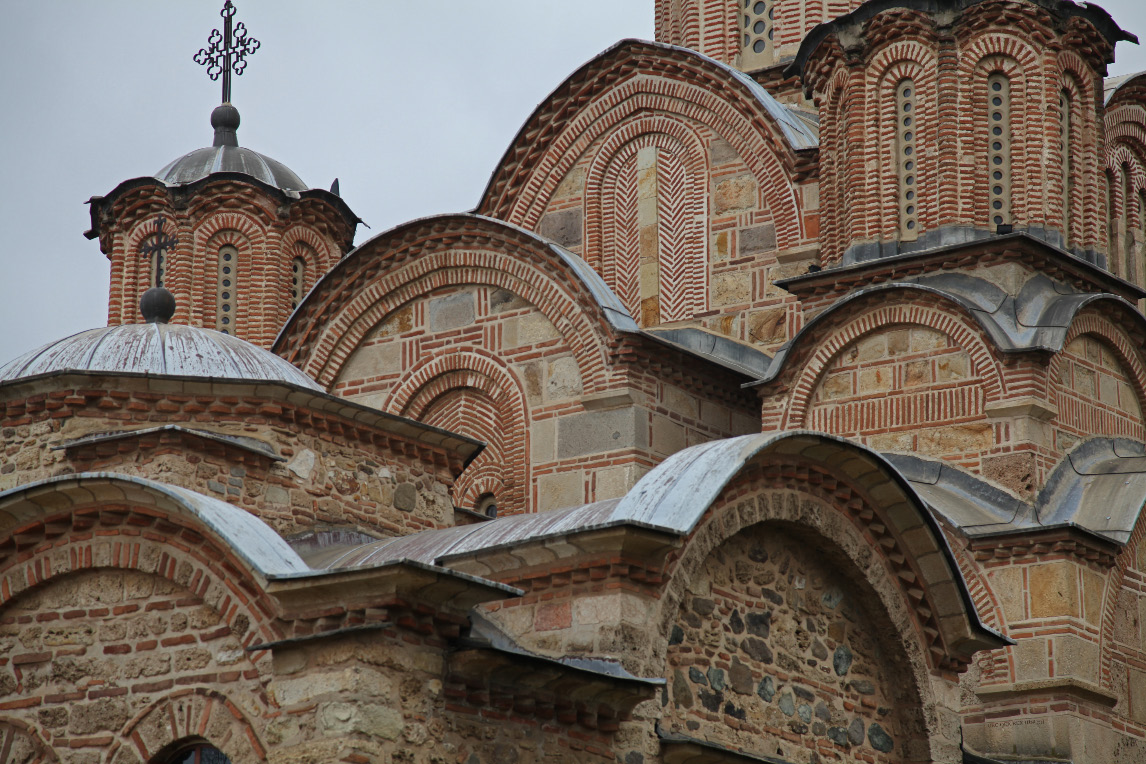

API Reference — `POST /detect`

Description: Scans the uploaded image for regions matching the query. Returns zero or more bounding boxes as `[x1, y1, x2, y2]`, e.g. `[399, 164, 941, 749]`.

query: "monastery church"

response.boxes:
[6, 0, 1146, 761]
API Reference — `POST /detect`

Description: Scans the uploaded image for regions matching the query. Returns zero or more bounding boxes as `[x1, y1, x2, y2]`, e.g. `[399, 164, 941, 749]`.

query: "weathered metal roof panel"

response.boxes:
[155, 145, 307, 192]
[0, 323, 323, 391]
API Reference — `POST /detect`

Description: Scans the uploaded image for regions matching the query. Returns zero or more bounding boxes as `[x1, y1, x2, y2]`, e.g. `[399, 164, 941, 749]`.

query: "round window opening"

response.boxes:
[475, 493, 498, 518]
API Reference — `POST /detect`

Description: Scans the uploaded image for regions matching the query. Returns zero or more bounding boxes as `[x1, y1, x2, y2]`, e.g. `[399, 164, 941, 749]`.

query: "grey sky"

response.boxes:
[1, 1, 1143, 365]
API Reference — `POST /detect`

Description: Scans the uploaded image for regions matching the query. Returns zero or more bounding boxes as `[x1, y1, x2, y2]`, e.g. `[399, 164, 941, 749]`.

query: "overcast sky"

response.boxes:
[1, 1, 1143, 365]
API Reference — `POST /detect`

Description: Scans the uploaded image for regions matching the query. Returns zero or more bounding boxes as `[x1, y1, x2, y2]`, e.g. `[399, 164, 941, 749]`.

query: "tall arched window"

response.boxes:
[1121, 163, 1133, 280]
[896, 78, 918, 239]
[987, 73, 1012, 229]
[740, 0, 773, 70]
[216, 245, 237, 333]
[290, 256, 306, 310]
[1060, 89, 1074, 246]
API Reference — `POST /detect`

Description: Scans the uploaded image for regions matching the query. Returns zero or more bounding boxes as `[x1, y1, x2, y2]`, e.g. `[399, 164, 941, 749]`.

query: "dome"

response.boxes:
[153, 104, 307, 192]
[0, 322, 323, 391]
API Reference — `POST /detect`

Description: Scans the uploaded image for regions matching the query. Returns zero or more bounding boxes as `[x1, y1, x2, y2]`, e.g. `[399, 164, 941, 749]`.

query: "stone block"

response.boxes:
[982, 452, 1035, 498]
[858, 368, 891, 394]
[595, 463, 643, 500]
[853, 334, 887, 363]
[554, 166, 585, 199]
[557, 408, 646, 459]
[904, 360, 931, 386]
[747, 308, 786, 344]
[1029, 562, 1079, 618]
[710, 138, 738, 165]
[516, 311, 561, 347]
[530, 417, 556, 463]
[489, 288, 528, 314]
[338, 343, 401, 384]
[916, 423, 993, 455]
[651, 414, 686, 456]
[818, 372, 852, 400]
[935, 353, 970, 381]
[989, 567, 1026, 623]
[371, 306, 414, 338]
[1053, 634, 1099, 683]
[715, 175, 756, 214]
[662, 383, 698, 419]
[537, 471, 583, 512]
[1131, 667, 1146, 724]
[546, 356, 582, 400]
[712, 231, 730, 262]
[537, 207, 583, 247]
[712, 272, 750, 307]
[1012, 637, 1048, 681]
[738, 224, 776, 255]
[700, 401, 730, 431]
[427, 291, 475, 332]
[535, 602, 572, 631]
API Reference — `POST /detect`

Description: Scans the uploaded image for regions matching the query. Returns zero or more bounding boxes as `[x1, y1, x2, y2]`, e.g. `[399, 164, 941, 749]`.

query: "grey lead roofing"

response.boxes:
[155, 146, 307, 192]
[748, 271, 1145, 387]
[892, 438, 1146, 545]
[0, 322, 324, 391]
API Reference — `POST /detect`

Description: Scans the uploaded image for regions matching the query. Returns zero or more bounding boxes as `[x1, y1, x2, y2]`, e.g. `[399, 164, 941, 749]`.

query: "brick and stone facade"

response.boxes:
[6, 0, 1146, 762]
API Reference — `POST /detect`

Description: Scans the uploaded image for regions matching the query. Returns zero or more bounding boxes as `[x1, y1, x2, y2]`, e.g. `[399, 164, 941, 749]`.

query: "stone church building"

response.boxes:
[3, 0, 1146, 761]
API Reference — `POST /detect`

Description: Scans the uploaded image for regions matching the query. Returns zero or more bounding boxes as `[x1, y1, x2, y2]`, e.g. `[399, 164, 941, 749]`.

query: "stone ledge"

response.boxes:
[774, 243, 820, 265]
[984, 397, 1058, 421]
[581, 390, 635, 411]
[974, 677, 1117, 707]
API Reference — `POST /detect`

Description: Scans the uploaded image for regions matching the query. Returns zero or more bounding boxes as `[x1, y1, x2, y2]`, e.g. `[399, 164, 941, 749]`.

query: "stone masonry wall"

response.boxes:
[662, 525, 923, 764]
[0, 377, 456, 540]
[334, 284, 757, 514]
[1054, 334, 1146, 450]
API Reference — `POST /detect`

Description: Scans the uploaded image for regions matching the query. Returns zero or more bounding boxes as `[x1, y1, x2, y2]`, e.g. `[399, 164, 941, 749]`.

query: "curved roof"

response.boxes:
[155, 145, 306, 192]
[0, 472, 309, 578]
[790, 0, 1136, 79]
[889, 440, 1146, 546]
[749, 272, 1146, 387]
[317, 431, 1006, 659]
[154, 104, 306, 193]
[0, 322, 323, 391]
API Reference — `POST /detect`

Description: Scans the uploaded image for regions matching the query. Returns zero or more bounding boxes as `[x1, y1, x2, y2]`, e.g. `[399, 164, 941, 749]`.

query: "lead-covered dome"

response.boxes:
[0, 321, 323, 391]
[154, 104, 306, 192]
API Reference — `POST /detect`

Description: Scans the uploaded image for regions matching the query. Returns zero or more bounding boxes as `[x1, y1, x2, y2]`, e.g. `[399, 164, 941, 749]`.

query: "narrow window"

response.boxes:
[897, 79, 918, 239]
[1060, 90, 1073, 246]
[1121, 164, 1133, 279]
[475, 493, 498, 518]
[1108, 171, 1117, 267]
[987, 73, 1012, 229]
[216, 245, 237, 333]
[741, 0, 773, 69]
[290, 256, 306, 310]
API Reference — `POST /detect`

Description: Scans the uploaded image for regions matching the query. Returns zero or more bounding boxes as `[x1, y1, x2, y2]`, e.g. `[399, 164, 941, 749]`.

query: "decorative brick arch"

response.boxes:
[585, 118, 709, 322]
[387, 349, 530, 516]
[111, 688, 267, 764]
[276, 217, 627, 396]
[478, 41, 807, 249]
[782, 297, 1006, 429]
[1098, 492, 1146, 690]
[0, 718, 55, 763]
[867, 45, 938, 240]
[1050, 310, 1146, 439]
[1056, 56, 1101, 249]
[0, 506, 282, 649]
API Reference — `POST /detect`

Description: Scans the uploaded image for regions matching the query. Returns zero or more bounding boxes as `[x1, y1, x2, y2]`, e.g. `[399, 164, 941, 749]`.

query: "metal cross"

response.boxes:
[193, 1, 260, 104]
[140, 217, 178, 260]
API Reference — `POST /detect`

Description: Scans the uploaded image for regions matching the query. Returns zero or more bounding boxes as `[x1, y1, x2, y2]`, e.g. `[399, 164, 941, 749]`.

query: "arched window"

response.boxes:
[1107, 170, 1117, 268]
[290, 256, 306, 311]
[987, 73, 1012, 229]
[896, 78, 918, 239]
[475, 493, 498, 518]
[160, 742, 232, 764]
[1060, 89, 1074, 246]
[216, 245, 237, 333]
[740, 0, 773, 70]
[1121, 163, 1133, 280]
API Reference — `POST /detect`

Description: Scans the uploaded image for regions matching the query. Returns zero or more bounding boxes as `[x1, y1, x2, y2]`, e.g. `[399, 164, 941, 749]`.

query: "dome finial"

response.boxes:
[211, 103, 241, 147]
[140, 287, 177, 324]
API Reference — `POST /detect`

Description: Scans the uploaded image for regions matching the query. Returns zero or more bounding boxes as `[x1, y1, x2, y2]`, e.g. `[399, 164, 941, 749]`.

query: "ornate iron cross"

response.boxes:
[140, 217, 178, 268]
[193, 1, 260, 103]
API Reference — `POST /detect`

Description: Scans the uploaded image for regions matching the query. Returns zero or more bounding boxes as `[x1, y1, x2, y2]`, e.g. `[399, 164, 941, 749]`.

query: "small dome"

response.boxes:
[154, 104, 306, 192]
[0, 323, 323, 391]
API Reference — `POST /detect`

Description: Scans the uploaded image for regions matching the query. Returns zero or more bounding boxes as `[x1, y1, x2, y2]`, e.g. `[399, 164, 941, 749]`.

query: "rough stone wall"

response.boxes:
[266, 633, 615, 764]
[662, 525, 922, 763]
[97, 182, 350, 348]
[0, 548, 273, 764]
[0, 379, 456, 540]
[333, 285, 756, 514]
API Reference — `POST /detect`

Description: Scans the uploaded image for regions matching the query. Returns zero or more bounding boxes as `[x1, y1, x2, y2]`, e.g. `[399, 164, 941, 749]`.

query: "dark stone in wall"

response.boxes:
[729, 609, 744, 634]
[537, 207, 583, 247]
[869, 722, 895, 753]
[746, 611, 771, 638]
[742, 636, 773, 664]
[848, 717, 866, 746]
[689, 667, 707, 686]
[833, 644, 853, 676]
